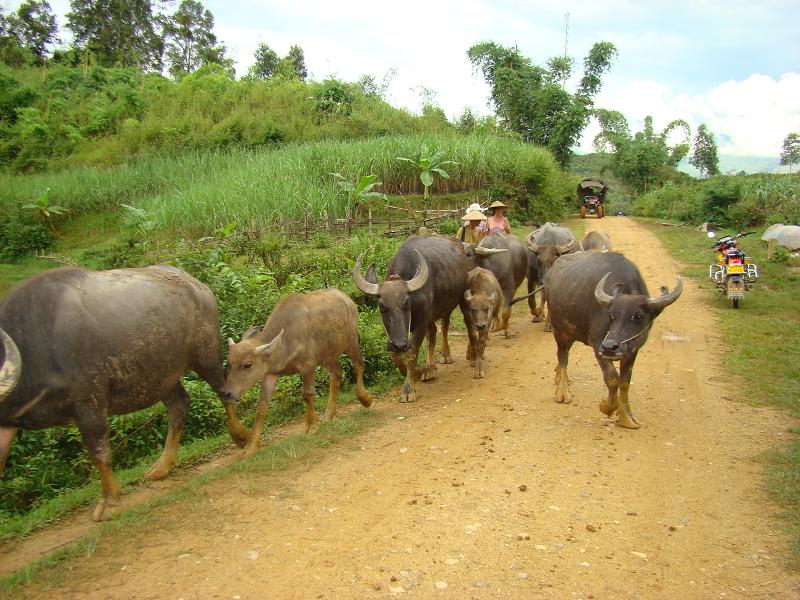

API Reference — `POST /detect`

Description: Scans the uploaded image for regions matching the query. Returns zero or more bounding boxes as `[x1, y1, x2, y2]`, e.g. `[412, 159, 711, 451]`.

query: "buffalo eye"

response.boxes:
[607, 311, 614, 321]
[378, 303, 388, 313]
[631, 311, 644, 322]
[243, 361, 254, 369]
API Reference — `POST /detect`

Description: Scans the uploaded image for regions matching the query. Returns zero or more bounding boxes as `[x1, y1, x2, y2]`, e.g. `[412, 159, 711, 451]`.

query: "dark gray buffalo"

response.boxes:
[0, 266, 244, 521]
[464, 232, 527, 337]
[546, 252, 682, 428]
[526, 222, 579, 329]
[221, 288, 373, 456]
[579, 230, 613, 251]
[354, 235, 475, 403]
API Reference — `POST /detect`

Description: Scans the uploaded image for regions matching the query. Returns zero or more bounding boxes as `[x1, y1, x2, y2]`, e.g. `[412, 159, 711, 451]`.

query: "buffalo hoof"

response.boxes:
[598, 400, 617, 416]
[531, 315, 543, 323]
[543, 323, 552, 333]
[356, 390, 374, 408]
[475, 368, 485, 379]
[554, 393, 572, 404]
[242, 439, 262, 458]
[503, 329, 516, 338]
[616, 411, 641, 429]
[91, 499, 123, 522]
[420, 368, 437, 382]
[400, 383, 417, 403]
[144, 460, 174, 481]
[469, 358, 476, 367]
[437, 355, 454, 365]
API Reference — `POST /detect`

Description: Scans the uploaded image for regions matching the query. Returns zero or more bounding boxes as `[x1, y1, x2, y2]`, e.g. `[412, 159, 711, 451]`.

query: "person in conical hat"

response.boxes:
[456, 208, 487, 244]
[486, 200, 511, 235]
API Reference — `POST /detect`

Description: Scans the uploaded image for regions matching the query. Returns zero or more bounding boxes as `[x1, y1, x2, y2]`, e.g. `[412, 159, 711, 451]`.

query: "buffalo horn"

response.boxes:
[594, 273, 616, 307]
[526, 231, 539, 253]
[556, 240, 576, 255]
[473, 246, 508, 256]
[406, 250, 429, 292]
[646, 276, 683, 311]
[353, 254, 380, 296]
[0, 328, 21, 401]
[255, 329, 284, 355]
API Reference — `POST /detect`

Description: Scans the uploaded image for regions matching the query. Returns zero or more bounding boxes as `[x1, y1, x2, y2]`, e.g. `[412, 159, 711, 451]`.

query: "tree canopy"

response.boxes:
[689, 124, 720, 178]
[467, 40, 616, 166]
[163, 0, 228, 78]
[780, 132, 800, 173]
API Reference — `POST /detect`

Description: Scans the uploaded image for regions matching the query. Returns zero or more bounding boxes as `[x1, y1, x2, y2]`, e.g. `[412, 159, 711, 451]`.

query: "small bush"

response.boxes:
[0, 209, 53, 261]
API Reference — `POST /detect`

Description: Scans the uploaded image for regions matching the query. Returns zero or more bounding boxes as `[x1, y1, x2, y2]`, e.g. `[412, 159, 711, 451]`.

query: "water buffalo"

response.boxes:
[545, 252, 682, 428]
[464, 267, 503, 378]
[0, 328, 20, 403]
[580, 230, 613, 252]
[526, 222, 579, 329]
[221, 289, 373, 456]
[0, 266, 244, 521]
[465, 232, 527, 337]
[354, 235, 475, 403]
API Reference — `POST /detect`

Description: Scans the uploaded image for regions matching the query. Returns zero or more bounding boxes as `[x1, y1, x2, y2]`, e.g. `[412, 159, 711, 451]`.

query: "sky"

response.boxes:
[13, 0, 800, 163]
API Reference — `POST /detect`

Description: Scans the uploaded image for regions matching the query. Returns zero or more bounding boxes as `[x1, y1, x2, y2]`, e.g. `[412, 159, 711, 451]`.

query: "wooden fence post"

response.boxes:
[323, 210, 330, 231]
[304, 211, 309, 242]
[368, 208, 373, 236]
[768, 238, 777, 260]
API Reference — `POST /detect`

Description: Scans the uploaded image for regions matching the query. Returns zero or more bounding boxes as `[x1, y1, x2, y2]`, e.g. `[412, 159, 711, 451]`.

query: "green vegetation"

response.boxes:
[642, 219, 800, 560]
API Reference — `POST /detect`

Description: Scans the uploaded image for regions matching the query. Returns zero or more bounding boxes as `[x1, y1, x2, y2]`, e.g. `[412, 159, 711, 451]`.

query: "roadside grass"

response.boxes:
[0, 373, 400, 546]
[640, 218, 800, 561]
[0, 405, 384, 595]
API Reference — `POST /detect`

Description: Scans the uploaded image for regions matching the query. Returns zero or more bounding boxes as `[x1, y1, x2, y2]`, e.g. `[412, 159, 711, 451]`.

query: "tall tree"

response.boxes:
[5, 0, 58, 62]
[689, 124, 720, 178]
[248, 41, 278, 79]
[594, 110, 690, 193]
[162, 0, 227, 77]
[780, 132, 800, 173]
[66, 0, 163, 70]
[468, 40, 616, 166]
[284, 44, 306, 80]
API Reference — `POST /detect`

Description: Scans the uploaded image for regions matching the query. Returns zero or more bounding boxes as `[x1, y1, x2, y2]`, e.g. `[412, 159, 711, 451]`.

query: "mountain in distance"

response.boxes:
[677, 154, 786, 176]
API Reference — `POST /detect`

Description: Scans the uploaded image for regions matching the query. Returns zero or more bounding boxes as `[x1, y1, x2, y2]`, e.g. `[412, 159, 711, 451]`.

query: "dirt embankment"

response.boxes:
[5, 217, 799, 599]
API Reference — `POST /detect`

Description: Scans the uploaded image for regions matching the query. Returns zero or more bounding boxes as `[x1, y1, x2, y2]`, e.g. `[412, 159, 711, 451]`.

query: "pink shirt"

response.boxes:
[486, 214, 510, 234]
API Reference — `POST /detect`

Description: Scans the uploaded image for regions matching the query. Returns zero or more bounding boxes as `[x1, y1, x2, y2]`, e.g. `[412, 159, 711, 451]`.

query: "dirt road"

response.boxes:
[8, 217, 800, 599]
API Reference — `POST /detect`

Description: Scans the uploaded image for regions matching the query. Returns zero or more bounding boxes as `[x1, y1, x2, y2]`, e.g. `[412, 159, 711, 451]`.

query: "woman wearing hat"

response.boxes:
[457, 207, 487, 244]
[486, 200, 511, 235]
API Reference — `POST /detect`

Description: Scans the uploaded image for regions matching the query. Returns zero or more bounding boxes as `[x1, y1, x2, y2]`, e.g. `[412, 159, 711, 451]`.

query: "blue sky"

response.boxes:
[13, 0, 800, 161]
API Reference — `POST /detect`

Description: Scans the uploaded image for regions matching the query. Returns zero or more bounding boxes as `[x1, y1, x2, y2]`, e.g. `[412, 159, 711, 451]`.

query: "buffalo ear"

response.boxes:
[464, 289, 473, 302]
[365, 264, 378, 284]
[241, 325, 262, 340]
[611, 283, 624, 297]
[255, 329, 284, 356]
[489, 291, 497, 303]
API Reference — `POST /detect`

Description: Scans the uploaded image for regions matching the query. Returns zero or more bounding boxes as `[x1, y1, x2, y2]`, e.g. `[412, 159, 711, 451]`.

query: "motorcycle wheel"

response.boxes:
[597, 205, 605, 219]
[580, 206, 587, 218]
[732, 297, 739, 309]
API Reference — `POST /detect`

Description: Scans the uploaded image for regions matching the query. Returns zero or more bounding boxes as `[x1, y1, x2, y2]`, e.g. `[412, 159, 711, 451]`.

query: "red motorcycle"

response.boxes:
[707, 231, 759, 308]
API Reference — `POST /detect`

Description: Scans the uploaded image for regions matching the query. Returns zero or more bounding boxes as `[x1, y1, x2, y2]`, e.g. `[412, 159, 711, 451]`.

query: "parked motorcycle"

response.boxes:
[707, 231, 759, 308]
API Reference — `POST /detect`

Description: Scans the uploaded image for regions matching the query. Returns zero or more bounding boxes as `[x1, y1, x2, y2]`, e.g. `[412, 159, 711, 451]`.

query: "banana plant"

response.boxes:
[396, 145, 458, 200]
[331, 173, 387, 219]
[23, 189, 69, 235]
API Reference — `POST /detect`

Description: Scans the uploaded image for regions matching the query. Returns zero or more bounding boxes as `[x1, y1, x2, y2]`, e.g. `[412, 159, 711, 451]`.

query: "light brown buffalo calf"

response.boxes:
[464, 267, 504, 378]
[222, 288, 373, 457]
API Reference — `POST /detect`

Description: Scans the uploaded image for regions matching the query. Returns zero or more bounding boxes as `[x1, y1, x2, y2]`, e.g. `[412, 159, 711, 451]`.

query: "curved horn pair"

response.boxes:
[353, 250, 429, 296]
[0, 328, 21, 401]
[556, 240, 576, 255]
[594, 273, 684, 309]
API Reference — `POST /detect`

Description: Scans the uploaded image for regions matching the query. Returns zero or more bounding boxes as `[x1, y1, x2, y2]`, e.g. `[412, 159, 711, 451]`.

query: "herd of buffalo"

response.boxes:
[0, 222, 681, 521]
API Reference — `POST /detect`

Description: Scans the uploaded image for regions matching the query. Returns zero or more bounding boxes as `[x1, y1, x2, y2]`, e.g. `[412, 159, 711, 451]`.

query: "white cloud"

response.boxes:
[580, 73, 800, 157]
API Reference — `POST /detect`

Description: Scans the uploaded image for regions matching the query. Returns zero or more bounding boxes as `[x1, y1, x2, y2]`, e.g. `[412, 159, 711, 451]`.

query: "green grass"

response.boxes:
[641, 218, 800, 562]
[0, 405, 384, 595]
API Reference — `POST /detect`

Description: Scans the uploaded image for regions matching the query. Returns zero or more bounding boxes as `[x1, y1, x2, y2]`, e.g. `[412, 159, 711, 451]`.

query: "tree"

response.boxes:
[594, 111, 690, 193]
[5, 0, 58, 62]
[689, 124, 720, 178]
[66, 0, 163, 71]
[284, 44, 306, 80]
[468, 40, 616, 166]
[162, 0, 230, 77]
[248, 42, 278, 79]
[780, 132, 800, 173]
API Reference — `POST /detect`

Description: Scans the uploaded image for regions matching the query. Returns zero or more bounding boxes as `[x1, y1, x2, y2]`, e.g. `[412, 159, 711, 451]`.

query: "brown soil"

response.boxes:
[4, 217, 800, 599]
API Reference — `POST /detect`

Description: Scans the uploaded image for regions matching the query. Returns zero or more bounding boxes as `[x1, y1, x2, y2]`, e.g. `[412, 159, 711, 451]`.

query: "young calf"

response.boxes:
[222, 288, 373, 457]
[464, 267, 504, 378]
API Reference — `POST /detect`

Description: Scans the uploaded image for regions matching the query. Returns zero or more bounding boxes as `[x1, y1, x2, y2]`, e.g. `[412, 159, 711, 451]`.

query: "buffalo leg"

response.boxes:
[243, 374, 277, 457]
[301, 368, 319, 434]
[529, 278, 543, 322]
[596, 357, 621, 418]
[223, 403, 251, 448]
[475, 331, 488, 378]
[553, 335, 574, 403]
[438, 315, 454, 364]
[75, 403, 122, 522]
[0, 427, 18, 477]
[321, 362, 342, 422]
[459, 297, 478, 367]
[197, 360, 249, 448]
[347, 343, 373, 408]
[145, 383, 190, 480]
[421, 321, 437, 381]
[542, 289, 552, 332]
[400, 351, 418, 403]
[390, 351, 408, 376]
[616, 355, 641, 429]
